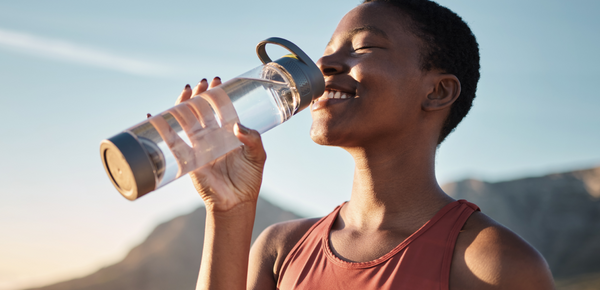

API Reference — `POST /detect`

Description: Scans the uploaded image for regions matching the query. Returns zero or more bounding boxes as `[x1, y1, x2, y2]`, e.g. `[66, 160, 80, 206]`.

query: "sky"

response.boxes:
[1, 0, 599, 289]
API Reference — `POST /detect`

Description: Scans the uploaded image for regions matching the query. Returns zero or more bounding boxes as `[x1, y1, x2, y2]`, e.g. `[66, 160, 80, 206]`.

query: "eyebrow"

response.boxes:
[327, 25, 389, 47]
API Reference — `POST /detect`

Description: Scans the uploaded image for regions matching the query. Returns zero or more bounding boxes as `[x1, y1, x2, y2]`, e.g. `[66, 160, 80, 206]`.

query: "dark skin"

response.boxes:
[183, 2, 555, 290]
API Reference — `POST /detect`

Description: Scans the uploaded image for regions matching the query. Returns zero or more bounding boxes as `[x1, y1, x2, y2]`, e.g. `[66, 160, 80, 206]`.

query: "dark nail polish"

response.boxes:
[237, 123, 250, 135]
[185, 84, 191, 89]
[215, 76, 221, 80]
[200, 78, 207, 83]
[147, 113, 152, 118]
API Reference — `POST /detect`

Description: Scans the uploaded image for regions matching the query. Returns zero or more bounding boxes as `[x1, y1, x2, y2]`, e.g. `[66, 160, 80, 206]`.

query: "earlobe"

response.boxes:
[422, 74, 461, 112]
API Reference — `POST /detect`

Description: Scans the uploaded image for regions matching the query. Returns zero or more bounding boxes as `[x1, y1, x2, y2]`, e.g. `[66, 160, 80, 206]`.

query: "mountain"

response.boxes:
[27, 167, 600, 289]
[443, 166, 600, 280]
[25, 197, 300, 290]
[556, 272, 600, 290]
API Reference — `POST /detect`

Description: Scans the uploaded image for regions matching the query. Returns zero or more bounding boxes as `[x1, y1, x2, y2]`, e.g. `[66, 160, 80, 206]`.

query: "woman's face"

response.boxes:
[310, 2, 433, 148]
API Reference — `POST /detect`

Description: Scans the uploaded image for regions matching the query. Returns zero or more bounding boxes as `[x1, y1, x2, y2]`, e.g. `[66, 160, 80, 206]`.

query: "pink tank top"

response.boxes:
[277, 200, 479, 290]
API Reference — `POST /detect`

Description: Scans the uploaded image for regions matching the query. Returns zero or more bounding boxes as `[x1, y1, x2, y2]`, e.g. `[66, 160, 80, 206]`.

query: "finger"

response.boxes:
[175, 84, 193, 105]
[234, 123, 266, 164]
[191, 78, 208, 96]
[208, 76, 222, 89]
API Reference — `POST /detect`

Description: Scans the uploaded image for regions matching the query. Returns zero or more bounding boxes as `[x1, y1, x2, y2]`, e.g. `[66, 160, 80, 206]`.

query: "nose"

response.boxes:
[317, 52, 347, 76]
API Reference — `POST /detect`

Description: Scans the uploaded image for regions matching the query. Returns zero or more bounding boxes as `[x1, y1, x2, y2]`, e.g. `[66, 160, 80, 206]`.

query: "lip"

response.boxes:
[311, 81, 358, 111]
[311, 97, 350, 111]
[311, 89, 357, 111]
[324, 82, 356, 96]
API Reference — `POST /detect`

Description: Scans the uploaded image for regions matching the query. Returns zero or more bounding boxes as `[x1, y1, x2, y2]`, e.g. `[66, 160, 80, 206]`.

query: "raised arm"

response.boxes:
[176, 78, 267, 290]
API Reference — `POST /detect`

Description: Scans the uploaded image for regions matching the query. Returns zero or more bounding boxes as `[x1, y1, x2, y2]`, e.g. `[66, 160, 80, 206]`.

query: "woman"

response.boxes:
[177, 1, 555, 289]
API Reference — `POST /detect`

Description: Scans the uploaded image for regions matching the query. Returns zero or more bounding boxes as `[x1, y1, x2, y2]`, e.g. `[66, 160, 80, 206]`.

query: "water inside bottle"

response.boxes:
[223, 77, 298, 133]
[126, 76, 298, 189]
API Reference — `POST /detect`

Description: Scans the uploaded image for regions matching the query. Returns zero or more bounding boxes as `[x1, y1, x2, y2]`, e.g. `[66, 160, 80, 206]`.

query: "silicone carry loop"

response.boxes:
[255, 37, 325, 115]
[256, 37, 313, 65]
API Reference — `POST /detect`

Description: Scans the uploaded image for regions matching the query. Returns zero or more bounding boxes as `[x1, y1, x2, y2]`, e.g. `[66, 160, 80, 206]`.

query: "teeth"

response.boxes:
[320, 90, 354, 100]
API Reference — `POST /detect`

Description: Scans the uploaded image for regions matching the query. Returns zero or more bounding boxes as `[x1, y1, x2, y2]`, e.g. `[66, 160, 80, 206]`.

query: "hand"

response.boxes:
[176, 77, 267, 213]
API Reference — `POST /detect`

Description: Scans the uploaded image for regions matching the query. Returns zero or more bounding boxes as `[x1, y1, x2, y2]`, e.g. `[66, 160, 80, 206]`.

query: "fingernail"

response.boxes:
[215, 76, 221, 80]
[200, 78, 207, 83]
[147, 113, 152, 118]
[237, 123, 250, 135]
[185, 84, 191, 89]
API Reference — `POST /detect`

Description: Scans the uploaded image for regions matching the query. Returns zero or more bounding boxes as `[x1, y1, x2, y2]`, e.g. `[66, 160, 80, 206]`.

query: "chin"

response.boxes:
[309, 126, 328, 145]
[309, 123, 351, 147]
[310, 124, 335, 146]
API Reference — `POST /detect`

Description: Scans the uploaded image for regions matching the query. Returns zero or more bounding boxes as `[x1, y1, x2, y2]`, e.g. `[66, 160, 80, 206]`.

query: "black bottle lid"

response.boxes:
[100, 132, 156, 200]
[256, 37, 325, 114]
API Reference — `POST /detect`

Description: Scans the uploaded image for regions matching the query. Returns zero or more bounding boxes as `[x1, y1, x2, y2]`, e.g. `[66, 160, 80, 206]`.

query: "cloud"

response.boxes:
[0, 28, 173, 77]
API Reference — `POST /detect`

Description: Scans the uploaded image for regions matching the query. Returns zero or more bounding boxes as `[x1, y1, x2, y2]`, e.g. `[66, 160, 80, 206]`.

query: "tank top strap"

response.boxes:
[286, 203, 343, 257]
[439, 199, 480, 289]
[277, 203, 344, 285]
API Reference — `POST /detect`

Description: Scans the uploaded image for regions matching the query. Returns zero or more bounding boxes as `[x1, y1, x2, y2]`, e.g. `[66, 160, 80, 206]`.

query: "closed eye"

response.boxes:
[353, 46, 376, 51]
[352, 46, 380, 54]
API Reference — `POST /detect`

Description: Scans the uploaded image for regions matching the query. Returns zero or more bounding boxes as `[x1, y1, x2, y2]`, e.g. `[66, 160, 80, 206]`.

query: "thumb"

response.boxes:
[234, 123, 266, 164]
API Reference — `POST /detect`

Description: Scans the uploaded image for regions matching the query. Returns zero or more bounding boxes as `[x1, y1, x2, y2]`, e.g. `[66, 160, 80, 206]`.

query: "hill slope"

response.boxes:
[443, 166, 600, 279]
[28, 167, 600, 289]
[26, 197, 300, 290]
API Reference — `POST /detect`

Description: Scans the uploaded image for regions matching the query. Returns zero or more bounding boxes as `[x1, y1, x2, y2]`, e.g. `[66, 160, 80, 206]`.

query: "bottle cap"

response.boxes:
[256, 37, 325, 114]
[100, 132, 156, 200]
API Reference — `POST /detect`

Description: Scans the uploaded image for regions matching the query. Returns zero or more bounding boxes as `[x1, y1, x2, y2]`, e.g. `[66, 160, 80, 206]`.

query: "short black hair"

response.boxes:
[363, 0, 480, 144]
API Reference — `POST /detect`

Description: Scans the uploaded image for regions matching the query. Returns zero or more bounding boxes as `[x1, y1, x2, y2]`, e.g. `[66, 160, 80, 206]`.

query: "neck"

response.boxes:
[341, 135, 454, 230]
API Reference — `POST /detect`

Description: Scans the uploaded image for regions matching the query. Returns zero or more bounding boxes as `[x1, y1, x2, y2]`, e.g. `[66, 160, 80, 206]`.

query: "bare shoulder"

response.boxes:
[247, 217, 321, 290]
[255, 217, 322, 274]
[450, 211, 555, 290]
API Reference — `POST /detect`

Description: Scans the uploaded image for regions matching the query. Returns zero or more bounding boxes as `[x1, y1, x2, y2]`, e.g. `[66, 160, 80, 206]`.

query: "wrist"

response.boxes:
[205, 199, 258, 217]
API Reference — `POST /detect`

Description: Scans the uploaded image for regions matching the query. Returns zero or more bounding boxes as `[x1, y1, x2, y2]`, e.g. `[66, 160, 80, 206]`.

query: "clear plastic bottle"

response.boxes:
[100, 38, 324, 200]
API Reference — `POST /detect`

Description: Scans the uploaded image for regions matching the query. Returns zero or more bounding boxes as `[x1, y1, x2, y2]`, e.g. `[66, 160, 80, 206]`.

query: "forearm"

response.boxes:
[196, 201, 257, 290]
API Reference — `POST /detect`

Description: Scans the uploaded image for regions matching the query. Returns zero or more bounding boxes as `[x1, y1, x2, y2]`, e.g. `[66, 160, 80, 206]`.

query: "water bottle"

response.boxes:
[100, 37, 324, 200]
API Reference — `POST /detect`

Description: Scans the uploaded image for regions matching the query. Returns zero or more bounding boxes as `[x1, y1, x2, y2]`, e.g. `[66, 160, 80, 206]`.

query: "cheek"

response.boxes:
[354, 70, 423, 131]
[354, 68, 403, 110]
[356, 61, 423, 104]
[354, 60, 402, 92]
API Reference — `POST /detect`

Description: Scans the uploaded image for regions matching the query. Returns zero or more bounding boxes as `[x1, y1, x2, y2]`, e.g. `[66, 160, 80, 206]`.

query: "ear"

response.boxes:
[422, 74, 461, 112]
